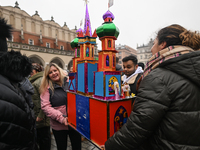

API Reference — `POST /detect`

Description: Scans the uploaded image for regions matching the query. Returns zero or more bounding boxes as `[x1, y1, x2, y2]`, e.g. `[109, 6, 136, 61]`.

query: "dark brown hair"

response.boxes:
[32, 63, 43, 72]
[157, 24, 200, 50]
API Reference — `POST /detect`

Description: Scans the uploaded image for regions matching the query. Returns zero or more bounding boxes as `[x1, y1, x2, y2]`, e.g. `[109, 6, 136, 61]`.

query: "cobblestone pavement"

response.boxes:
[51, 134, 100, 150]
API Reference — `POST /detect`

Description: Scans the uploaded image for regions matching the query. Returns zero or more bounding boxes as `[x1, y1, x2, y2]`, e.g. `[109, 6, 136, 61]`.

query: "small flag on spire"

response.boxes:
[80, 19, 83, 27]
[108, 0, 113, 8]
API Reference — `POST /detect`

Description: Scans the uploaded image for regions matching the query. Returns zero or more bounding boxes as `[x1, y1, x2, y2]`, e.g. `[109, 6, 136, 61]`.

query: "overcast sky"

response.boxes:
[1, 0, 200, 50]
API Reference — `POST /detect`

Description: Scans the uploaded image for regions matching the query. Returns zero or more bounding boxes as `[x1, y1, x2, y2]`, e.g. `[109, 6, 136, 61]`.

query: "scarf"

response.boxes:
[123, 66, 144, 84]
[142, 45, 194, 79]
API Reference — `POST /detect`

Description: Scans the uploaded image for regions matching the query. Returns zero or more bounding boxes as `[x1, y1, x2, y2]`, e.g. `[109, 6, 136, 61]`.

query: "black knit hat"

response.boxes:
[0, 18, 12, 53]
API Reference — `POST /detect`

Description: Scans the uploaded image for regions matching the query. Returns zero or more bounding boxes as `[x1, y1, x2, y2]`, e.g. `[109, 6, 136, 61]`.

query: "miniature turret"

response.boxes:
[96, 10, 119, 71]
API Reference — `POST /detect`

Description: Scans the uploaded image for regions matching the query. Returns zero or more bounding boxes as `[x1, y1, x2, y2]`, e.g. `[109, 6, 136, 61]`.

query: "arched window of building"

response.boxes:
[48, 27, 52, 37]
[92, 47, 94, 57]
[31, 21, 36, 33]
[60, 46, 64, 50]
[68, 33, 71, 41]
[62, 31, 65, 40]
[108, 40, 111, 48]
[106, 55, 109, 66]
[86, 47, 89, 57]
[40, 24, 44, 35]
[46, 42, 50, 48]
[21, 18, 26, 31]
[10, 14, 15, 28]
[29, 39, 34, 45]
[56, 29, 59, 39]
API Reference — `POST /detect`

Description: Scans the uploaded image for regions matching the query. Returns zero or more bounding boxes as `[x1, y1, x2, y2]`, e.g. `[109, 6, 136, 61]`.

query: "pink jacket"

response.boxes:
[40, 88, 68, 130]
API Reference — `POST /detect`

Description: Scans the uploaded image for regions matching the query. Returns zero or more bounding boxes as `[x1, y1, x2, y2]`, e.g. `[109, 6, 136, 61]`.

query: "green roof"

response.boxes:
[70, 38, 79, 48]
[96, 22, 119, 39]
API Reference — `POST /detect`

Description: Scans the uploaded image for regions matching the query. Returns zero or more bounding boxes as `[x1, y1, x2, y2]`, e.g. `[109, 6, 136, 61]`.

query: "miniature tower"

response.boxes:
[96, 10, 119, 72]
[76, 2, 98, 95]
[93, 10, 121, 100]
[78, 27, 97, 61]
[69, 2, 98, 93]
[75, 2, 97, 61]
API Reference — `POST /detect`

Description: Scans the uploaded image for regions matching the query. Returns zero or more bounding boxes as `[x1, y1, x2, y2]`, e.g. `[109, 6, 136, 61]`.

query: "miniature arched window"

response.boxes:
[92, 48, 94, 57]
[77, 48, 80, 57]
[108, 40, 111, 48]
[113, 56, 115, 67]
[106, 55, 109, 66]
[114, 106, 128, 133]
[86, 47, 89, 57]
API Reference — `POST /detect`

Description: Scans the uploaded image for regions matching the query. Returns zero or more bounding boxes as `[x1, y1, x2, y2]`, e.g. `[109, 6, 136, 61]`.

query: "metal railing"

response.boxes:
[7, 41, 74, 56]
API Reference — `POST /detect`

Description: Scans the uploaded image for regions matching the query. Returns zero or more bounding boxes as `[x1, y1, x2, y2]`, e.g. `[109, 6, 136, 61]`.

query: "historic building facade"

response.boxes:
[137, 39, 153, 65]
[116, 44, 137, 67]
[0, 2, 83, 70]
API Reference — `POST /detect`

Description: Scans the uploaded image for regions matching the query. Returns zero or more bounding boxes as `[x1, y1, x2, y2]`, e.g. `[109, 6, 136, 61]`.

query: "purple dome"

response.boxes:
[103, 10, 115, 20]
[76, 28, 83, 33]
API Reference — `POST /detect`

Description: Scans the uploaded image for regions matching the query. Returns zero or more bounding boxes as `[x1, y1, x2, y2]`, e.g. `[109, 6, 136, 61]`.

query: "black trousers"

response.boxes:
[36, 126, 51, 150]
[52, 126, 81, 150]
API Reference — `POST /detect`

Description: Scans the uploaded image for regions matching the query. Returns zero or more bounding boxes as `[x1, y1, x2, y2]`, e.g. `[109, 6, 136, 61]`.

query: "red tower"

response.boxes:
[96, 10, 120, 72]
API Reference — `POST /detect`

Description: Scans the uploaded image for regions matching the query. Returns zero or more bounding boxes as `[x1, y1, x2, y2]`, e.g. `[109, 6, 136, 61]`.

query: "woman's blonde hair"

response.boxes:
[157, 24, 200, 50]
[40, 63, 66, 94]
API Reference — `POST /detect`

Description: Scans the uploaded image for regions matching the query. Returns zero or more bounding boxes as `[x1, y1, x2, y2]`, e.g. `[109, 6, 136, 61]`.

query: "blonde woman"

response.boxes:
[40, 63, 81, 150]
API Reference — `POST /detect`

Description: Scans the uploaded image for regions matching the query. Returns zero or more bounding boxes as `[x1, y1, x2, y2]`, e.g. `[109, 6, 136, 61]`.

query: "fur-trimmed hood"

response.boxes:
[0, 50, 32, 82]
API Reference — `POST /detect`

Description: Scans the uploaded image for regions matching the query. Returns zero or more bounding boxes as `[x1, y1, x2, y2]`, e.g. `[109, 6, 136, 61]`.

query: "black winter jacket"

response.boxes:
[0, 51, 35, 150]
[105, 50, 200, 150]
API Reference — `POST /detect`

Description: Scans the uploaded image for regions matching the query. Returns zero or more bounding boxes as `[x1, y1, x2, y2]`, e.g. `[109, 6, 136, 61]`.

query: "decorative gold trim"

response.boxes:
[77, 60, 98, 64]
[77, 91, 93, 97]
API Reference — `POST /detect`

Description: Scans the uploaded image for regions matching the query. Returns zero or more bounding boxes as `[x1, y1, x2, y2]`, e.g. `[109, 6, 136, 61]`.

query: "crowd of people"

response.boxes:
[1, 16, 200, 150]
[0, 17, 81, 150]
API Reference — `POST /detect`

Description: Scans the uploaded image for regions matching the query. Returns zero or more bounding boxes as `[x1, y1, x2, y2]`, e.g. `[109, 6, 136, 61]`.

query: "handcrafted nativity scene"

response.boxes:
[67, 2, 133, 148]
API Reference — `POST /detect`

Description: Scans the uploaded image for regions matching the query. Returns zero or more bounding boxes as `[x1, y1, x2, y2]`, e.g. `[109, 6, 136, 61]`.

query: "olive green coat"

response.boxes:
[29, 71, 50, 128]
